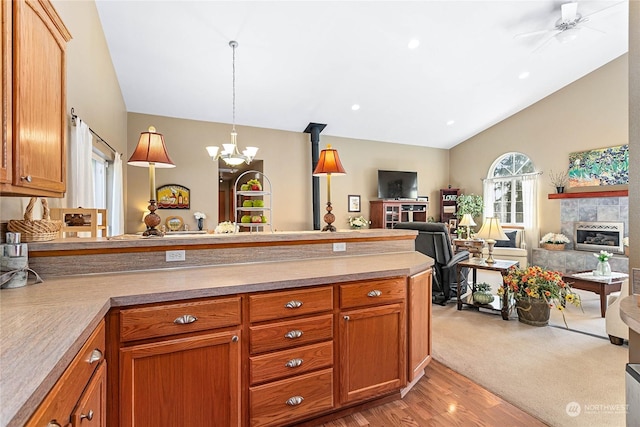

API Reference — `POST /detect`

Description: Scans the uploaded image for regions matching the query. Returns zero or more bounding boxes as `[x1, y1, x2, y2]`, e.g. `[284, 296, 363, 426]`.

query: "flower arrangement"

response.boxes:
[540, 233, 570, 244]
[548, 169, 568, 189]
[348, 216, 369, 229]
[498, 265, 581, 327]
[193, 212, 207, 220]
[594, 250, 613, 262]
[214, 221, 237, 234]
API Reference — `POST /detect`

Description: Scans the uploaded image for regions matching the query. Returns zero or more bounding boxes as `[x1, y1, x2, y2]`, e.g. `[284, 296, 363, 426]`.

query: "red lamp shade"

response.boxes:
[128, 126, 176, 168]
[313, 145, 346, 176]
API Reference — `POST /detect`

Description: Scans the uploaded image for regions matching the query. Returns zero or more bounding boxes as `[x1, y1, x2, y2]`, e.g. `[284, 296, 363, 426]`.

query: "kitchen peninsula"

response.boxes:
[0, 229, 433, 427]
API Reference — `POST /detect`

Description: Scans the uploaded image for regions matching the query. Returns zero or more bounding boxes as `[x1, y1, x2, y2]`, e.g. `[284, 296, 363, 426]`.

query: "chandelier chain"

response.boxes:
[231, 41, 236, 132]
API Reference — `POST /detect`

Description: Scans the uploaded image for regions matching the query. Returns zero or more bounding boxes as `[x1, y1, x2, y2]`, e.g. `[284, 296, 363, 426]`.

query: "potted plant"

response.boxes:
[499, 266, 581, 327]
[548, 170, 568, 194]
[456, 194, 483, 222]
[593, 250, 613, 276]
[540, 232, 570, 251]
[473, 282, 494, 305]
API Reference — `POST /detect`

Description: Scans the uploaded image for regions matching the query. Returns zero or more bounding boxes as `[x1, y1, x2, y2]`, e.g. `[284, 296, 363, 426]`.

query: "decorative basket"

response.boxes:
[542, 243, 565, 251]
[7, 197, 62, 242]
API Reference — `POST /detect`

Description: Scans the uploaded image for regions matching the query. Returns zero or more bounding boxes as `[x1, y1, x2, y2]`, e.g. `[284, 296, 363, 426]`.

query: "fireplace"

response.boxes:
[574, 222, 624, 254]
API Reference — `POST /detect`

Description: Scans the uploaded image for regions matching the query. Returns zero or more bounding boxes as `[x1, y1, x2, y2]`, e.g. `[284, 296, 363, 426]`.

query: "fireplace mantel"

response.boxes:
[548, 190, 628, 199]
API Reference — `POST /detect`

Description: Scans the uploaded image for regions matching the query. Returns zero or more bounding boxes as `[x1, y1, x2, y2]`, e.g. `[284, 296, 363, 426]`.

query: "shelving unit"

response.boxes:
[439, 188, 459, 224]
[369, 200, 429, 229]
[233, 171, 273, 233]
[50, 208, 108, 238]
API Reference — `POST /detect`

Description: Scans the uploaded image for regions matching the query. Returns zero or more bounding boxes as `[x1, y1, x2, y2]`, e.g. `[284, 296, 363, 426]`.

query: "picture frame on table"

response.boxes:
[348, 195, 361, 212]
[448, 218, 458, 229]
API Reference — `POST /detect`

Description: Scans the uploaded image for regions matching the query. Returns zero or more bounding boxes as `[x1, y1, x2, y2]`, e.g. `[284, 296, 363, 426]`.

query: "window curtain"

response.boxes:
[521, 174, 539, 258]
[68, 119, 95, 209]
[107, 153, 124, 236]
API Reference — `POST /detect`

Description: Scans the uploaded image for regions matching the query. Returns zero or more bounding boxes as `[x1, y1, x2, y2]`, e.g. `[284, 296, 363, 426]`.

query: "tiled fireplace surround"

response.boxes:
[532, 196, 629, 273]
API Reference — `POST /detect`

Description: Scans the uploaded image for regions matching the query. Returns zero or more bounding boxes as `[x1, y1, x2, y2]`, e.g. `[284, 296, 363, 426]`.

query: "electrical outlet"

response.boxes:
[333, 242, 346, 252]
[166, 250, 186, 262]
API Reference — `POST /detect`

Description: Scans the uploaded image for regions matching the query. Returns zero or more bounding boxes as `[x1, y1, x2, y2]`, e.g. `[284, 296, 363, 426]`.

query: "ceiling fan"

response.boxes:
[515, 1, 621, 52]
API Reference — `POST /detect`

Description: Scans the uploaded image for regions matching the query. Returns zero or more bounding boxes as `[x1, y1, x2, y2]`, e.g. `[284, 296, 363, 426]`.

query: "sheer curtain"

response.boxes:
[68, 120, 95, 208]
[482, 179, 495, 220]
[107, 153, 124, 236]
[521, 174, 539, 258]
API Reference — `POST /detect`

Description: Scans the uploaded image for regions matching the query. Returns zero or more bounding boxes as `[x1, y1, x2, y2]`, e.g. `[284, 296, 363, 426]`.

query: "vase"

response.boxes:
[197, 218, 204, 231]
[556, 186, 565, 194]
[515, 297, 550, 327]
[594, 260, 611, 276]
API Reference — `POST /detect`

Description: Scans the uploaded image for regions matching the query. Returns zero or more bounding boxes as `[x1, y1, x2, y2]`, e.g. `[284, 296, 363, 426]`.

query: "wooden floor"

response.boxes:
[313, 360, 548, 427]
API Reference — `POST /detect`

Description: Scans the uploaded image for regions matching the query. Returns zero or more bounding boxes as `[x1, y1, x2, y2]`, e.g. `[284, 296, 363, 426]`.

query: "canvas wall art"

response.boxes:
[568, 144, 629, 188]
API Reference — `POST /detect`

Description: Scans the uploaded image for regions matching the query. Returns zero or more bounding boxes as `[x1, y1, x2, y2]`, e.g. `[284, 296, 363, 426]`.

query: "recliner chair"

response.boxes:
[394, 222, 470, 305]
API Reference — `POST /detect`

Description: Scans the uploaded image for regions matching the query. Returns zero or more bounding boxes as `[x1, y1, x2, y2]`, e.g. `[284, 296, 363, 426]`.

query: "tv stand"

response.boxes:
[370, 200, 429, 229]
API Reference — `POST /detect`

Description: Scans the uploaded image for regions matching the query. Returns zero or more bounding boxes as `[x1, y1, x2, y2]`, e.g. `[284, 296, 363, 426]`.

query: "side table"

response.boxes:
[456, 258, 519, 320]
[453, 239, 485, 258]
[562, 271, 628, 317]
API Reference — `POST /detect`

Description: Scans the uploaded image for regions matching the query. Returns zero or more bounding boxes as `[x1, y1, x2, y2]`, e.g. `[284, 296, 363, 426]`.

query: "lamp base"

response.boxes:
[485, 239, 496, 264]
[321, 202, 336, 232]
[143, 200, 164, 237]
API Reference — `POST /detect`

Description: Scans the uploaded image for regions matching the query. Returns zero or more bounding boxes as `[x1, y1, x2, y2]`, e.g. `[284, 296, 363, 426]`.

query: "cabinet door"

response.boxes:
[71, 361, 107, 426]
[408, 270, 432, 382]
[1, 0, 10, 184]
[339, 303, 406, 404]
[120, 329, 241, 427]
[12, 0, 70, 195]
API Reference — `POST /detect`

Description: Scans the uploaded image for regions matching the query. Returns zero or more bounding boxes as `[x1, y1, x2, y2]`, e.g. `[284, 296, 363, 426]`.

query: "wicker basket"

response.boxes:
[542, 243, 566, 251]
[7, 198, 62, 242]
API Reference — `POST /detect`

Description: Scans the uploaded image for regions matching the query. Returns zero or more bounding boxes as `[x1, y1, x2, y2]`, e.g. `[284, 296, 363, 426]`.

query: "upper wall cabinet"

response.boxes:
[1, 0, 71, 198]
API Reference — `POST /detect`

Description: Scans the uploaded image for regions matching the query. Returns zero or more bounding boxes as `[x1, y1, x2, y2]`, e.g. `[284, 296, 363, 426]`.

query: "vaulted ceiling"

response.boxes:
[95, 1, 628, 149]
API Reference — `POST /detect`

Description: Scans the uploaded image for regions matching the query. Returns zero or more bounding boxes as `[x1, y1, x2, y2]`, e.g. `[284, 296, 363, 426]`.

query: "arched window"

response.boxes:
[483, 152, 536, 225]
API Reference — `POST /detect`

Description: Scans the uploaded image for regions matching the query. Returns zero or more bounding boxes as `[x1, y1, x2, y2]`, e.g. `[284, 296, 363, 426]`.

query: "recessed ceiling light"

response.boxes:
[446, 120, 455, 126]
[351, 104, 360, 111]
[408, 39, 420, 49]
[518, 71, 530, 80]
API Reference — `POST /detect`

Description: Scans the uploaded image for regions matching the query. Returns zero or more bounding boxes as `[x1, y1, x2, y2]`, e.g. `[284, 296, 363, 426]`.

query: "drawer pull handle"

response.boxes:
[47, 422, 62, 427]
[174, 314, 198, 324]
[285, 358, 303, 368]
[285, 300, 303, 309]
[21, 175, 32, 183]
[344, 315, 350, 321]
[88, 349, 103, 364]
[367, 290, 382, 297]
[80, 410, 94, 421]
[231, 335, 239, 343]
[286, 396, 304, 406]
[284, 330, 303, 339]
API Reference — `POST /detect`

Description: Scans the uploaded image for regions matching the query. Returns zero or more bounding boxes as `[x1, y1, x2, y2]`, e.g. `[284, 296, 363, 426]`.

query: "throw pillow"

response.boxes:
[495, 230, 517, 248]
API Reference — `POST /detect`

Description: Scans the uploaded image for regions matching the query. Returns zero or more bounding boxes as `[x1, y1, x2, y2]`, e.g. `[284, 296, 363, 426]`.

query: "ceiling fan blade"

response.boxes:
[580, 23, 607, 35]
[561, 2, 578, 22]
[514, 28, 553, 39]
[532, 32, 558, 53]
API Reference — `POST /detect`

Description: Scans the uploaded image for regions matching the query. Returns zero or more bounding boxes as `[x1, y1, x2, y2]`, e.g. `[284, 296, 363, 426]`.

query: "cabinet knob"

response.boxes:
[88, 349, 103, 364]
[231, 335, 239, 343]
[285, 396, 304, 406]
[174, 314, 198, 324]
[285, 358, 303, 368]
[367, 289, 382, 297]
[80, 410, 94, 421]
[284, 330, 303, 339]
[47, 422, 62, 427]
[284, 300, 303, 309]
[343, 315, 350, 321]
[20, 175, 32, 183]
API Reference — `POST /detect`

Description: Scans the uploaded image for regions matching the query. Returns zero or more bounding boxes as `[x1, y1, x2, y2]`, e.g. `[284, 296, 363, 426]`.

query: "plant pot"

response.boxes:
[556, 186, 565, 194]
[473, 292, 494, 305]
[516, 298, 550, 327]
[542, 243, 565, 251]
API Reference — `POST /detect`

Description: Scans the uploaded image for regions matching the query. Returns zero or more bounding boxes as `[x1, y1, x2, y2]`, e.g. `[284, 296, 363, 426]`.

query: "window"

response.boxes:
[484, 153, 535, 225]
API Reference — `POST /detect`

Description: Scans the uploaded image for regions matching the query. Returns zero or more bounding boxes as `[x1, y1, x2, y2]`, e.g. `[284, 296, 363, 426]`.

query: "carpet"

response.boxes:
[432, 271, 629, 427]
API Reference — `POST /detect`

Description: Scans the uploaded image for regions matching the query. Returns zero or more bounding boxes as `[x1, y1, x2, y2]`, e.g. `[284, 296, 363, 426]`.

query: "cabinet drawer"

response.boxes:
[120, 297, 241, 342]
[249, 368, 334, 427]
[26, 321, 106, 427]
[249, 285, 333, 323]
[250, 314, 333, 354]
[340, 277, 406, 309]
[250, 341, 333, 385]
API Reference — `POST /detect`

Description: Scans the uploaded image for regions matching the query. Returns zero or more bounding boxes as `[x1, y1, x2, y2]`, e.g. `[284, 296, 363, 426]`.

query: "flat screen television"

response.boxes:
[377, 170, 418, 199]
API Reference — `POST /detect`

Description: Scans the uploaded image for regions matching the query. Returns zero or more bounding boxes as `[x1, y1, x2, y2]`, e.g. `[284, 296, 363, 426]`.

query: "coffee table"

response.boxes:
[562, 271, 628, 317]
[456, 258, 519, 320]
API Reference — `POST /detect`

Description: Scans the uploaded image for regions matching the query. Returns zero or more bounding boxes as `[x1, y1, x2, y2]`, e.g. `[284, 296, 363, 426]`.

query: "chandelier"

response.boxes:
[206, 41, 258, 167]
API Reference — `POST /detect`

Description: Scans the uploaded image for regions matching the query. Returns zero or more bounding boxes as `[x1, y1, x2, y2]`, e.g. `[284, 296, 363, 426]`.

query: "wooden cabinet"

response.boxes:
[248, 286, 334, 427]
[369, 200, 429, 229]
[440, 188, 460, 224]
[408, 269, 432, 382]
[339, 277, 406, 404]
[1, 0, 11, 185]
[0, 0, 71, 197]
[115, 297, 242, 427]
[26, 321, 106, 427]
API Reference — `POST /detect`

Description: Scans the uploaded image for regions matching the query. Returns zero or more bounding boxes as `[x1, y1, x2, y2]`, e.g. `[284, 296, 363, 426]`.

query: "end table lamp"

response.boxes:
[128, 126, 175, 237]
[313, 144, 346, 232]
[476, 217, 509, 264]
[458, 213, 476, 239]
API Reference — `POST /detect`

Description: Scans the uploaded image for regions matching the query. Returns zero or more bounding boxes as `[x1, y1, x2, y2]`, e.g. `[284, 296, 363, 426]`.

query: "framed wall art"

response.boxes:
[568, 144, 629, 188]
[348, 195, 361, 212]
[157, 184, 190, 209]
